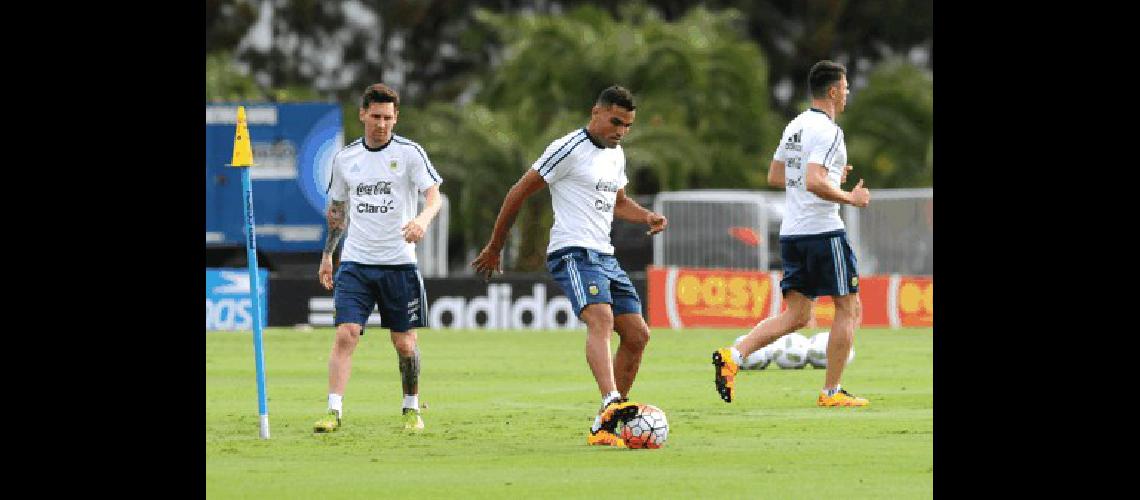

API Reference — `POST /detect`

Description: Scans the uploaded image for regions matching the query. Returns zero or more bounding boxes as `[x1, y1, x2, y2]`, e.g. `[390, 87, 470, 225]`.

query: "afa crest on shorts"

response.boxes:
[851, 276, 859, 287]
[588, 284, 600, 296]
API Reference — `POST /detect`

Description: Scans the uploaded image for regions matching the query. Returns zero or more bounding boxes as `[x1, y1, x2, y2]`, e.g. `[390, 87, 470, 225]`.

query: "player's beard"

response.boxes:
[370, 128, 392, 146]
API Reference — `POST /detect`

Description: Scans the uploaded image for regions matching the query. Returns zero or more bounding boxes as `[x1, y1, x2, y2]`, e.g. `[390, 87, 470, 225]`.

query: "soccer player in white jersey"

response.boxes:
[712, 60, 873, 407]
[313, 83, 444, 432]
[471, 86, 668, 447]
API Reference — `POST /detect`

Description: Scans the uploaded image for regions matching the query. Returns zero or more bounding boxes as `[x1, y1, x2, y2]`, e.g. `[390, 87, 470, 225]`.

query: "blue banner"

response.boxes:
[206, 103, 343, 252]
[206, 268, 270, 331]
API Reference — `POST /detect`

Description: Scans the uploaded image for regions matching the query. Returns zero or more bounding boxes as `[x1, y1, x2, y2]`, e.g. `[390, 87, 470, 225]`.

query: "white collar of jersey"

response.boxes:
[808, 108, 833, 122]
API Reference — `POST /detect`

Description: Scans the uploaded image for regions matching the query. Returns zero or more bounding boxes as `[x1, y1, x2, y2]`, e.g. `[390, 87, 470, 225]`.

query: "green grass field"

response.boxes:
[206, 327, 932, 499]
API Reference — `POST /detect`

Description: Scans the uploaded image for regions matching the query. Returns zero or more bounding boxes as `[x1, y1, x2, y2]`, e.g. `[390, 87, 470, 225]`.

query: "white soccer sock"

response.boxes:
[403, 394, 419, 410]
[602, 390, 622, 406]
[328, 394, 343, 416]
[730, 346, 744, 366]
[824, 385, 840, 397]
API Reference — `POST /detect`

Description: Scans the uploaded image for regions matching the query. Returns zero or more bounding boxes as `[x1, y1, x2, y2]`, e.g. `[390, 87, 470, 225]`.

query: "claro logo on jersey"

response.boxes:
[358, 199, 394, 213]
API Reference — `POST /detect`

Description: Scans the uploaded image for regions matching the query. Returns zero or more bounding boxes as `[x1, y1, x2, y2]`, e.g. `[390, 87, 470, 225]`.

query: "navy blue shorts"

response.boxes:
[779, 230, 859, 299]
[333, 261, 427, 334]
[546, 247, 642, 318]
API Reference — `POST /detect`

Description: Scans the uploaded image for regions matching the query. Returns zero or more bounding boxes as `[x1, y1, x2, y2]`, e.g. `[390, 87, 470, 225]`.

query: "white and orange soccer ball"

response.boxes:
[620, 404, 669, 449]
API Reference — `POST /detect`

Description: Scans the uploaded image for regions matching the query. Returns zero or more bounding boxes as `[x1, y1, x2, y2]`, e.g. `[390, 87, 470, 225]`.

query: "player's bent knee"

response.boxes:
[333, 325, 361, 351]
[391, 331, 417, 355]
[631, 331, 650, 350]
[834, 295, 861, 320]
[588, 322, 615, 338]
[792, 315, 811, 331]
[788, 306, 812, 331]
[619, 326, 649, 350]
[580, 305, 614, 332]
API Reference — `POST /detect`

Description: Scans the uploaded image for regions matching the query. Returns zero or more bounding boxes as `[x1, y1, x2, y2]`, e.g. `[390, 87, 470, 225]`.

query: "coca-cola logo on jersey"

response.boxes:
[595, 179, 621, 193]
[356, 181, 392, 196]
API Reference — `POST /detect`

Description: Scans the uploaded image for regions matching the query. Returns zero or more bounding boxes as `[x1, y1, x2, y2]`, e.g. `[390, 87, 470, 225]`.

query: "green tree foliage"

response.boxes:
[559, 1, 933, 119]
[206, 51, 266, 102]
[838, 59, 932, 188]
[206, 51, 323, 103]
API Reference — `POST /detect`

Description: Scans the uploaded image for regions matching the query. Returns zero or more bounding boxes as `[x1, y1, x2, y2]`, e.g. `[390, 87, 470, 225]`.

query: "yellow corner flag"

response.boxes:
[228, 106, 255, 167]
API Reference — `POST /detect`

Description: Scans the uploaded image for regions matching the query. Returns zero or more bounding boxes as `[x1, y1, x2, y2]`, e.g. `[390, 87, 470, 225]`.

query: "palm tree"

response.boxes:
[839, 58, 933, 188]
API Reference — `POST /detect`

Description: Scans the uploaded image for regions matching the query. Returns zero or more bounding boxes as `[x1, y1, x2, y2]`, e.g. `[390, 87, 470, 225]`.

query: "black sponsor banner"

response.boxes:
[268, 275, 326, 327]
[268, 273, 647, 329]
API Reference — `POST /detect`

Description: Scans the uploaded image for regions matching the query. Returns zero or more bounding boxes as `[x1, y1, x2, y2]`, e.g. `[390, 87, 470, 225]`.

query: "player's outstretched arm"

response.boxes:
[318, 200, 347, 290]
[767, 160, 786, 188]
[402, 184, 442, 243]
[471, 170, 547, 280]
[614, 188, 668, 235]
[805, 163, 870, 207]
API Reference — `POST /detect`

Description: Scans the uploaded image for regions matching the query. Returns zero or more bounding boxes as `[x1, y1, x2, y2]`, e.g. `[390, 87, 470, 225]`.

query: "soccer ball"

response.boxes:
[774, 333, 810, 369]
[806, 331, 855, 368]
[734, 334, 770, 370]
[620, 404, 669, 449]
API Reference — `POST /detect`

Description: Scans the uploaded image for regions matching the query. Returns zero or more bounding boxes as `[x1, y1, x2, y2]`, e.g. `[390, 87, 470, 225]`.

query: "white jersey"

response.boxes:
[326, 134, 442, 265]
[773, 108, 848, 236]
[532, 128, 628, 255]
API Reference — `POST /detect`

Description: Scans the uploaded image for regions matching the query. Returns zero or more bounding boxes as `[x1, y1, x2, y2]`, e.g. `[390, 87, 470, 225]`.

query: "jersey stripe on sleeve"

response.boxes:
[537, 130, 586, 176]
[822, 128, 841, 166]
[540, 134, 588, 177]
[394, 137, 440, 182]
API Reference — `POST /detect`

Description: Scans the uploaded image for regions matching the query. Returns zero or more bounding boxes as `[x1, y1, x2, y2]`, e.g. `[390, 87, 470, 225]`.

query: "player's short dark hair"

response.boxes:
[808, 61, 847, 99]
[362, 83, 400, 110]
[596, 85, 636, 111]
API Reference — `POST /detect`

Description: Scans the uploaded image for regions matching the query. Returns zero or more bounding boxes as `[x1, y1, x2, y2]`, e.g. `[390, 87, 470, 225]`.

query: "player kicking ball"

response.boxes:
[472, 86, 667, 446]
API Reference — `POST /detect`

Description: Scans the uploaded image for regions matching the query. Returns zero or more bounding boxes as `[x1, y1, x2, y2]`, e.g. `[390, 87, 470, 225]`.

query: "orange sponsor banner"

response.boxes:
[896, 276, 933, 326]
[789, 276, 892, 328]
[857, 276, 892, 327]
[650, 266, 929, 329]
[647, 266, 775, 328]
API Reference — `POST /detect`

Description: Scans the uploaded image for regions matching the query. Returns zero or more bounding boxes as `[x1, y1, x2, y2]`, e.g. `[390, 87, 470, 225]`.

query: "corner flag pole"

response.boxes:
[228, 106, 270, 439]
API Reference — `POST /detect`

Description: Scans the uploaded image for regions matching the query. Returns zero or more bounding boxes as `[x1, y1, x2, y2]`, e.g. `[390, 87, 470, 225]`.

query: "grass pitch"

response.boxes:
[206, 327, 933, 499]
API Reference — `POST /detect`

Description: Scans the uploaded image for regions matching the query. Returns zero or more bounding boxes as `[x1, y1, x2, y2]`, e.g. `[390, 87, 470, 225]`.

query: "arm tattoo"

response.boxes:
[324, 200, 346, 254]
[398, 347, 420, 395]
